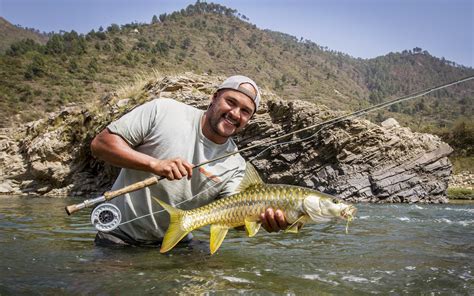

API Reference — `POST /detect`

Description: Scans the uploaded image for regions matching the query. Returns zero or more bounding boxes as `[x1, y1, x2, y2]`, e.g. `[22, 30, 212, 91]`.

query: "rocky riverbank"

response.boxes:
[449, 171, 473, 190]
[0, 73, 454, 203]
[448, 171, 474, 200]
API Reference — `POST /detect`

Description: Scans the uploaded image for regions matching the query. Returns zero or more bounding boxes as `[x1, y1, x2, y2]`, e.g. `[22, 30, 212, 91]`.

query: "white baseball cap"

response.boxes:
[217, 75, 261, 111]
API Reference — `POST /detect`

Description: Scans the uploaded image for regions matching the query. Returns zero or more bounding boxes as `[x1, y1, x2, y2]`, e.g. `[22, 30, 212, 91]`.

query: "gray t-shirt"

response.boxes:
[106, 98, 245, 243]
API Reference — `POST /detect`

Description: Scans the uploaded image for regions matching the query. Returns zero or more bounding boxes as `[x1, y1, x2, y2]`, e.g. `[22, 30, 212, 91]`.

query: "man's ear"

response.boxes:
[207, 92, 218, 110]
[212, 92, 219, 102]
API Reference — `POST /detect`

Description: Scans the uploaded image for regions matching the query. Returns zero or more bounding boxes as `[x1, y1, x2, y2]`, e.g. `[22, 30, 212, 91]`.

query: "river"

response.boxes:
[0, 196, 472, 295]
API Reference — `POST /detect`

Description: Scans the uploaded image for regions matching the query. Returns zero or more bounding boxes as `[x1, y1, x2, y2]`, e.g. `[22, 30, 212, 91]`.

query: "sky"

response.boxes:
[1, 0, 473, 67]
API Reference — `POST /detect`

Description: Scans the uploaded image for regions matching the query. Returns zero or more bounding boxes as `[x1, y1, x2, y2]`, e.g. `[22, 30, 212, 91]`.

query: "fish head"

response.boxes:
[303, 193, 357, 223]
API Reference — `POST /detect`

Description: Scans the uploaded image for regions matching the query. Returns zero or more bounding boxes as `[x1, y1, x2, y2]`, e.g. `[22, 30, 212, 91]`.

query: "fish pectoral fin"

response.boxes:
[210, 224, 229, 255]
[285, 224, 300, 234]
[284, 216, 307, 234]
[244, 218, 261, 237]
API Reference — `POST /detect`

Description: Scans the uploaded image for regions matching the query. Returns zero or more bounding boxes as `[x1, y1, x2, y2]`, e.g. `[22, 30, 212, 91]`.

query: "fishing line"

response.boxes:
[249, 126, 324, 162]
[116, 172, 232, 227]
[92, 75, 474, 231]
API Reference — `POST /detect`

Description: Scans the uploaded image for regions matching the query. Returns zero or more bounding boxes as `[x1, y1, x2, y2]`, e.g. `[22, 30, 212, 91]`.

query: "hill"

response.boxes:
[0, 17, 48, 52]
[0, 1, 472, 155]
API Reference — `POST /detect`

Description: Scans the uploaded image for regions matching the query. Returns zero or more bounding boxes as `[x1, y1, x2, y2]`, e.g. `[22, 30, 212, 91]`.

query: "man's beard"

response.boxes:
[208, 108, 240, 138]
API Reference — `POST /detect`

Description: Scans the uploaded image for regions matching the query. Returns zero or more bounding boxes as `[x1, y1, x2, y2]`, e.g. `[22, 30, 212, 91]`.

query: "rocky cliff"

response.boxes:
[0, 73, 453, 203]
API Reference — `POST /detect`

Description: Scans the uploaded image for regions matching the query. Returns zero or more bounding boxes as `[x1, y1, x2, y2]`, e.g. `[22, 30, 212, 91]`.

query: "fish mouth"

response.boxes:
[341, 205, 357, 220]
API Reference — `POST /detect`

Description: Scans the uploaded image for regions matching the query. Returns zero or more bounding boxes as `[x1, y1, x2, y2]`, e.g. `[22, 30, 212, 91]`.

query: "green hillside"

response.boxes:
[0, 2, 472, 155]
[0, 17, 48, 53]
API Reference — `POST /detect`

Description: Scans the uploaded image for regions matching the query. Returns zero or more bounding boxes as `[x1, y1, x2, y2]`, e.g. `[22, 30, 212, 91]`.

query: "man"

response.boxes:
[91, 75, 287, 246]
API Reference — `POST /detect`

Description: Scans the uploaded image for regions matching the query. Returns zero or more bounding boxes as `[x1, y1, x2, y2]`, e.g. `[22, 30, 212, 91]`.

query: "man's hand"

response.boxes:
[150, 158, 193, 180]
[259, 208, 288, 233]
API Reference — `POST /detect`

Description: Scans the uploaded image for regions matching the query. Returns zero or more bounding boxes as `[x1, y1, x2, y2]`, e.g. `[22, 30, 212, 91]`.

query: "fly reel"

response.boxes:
[91, 203, 122, 232]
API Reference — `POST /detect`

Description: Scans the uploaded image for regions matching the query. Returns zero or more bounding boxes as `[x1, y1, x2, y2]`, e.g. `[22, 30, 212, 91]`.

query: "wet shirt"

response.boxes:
[106, 98, 245, 243]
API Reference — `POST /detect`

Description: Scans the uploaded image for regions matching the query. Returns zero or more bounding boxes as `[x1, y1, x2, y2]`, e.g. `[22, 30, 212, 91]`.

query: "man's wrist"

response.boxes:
[147, 158, 161, 175]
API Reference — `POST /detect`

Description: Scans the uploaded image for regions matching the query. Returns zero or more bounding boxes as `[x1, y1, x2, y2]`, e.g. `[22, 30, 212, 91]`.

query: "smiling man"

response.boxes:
[91, 75, 287, 246]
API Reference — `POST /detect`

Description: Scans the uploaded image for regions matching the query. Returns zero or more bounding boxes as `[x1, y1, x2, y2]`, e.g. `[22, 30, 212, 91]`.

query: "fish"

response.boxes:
[154, 163, 357, 255]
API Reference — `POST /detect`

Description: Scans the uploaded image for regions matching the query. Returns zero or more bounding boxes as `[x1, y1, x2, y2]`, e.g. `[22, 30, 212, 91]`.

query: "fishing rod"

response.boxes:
[65, 75, 474, 216]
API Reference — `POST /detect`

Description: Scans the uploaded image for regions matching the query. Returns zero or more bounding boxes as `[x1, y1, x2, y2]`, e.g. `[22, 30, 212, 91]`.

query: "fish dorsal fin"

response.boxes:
[236, 162, 263, 193]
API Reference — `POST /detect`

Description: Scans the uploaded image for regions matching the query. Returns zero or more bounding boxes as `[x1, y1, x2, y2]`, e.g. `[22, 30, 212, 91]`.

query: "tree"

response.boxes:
[102, 43, 111, 51]
[415, 100, 426, 112]
[24, 55, 46, 79]
[153, 40, 169, 56]
[46, 34, 64, 54]
[88, 58, 99, 73]
[168, 37, 176, 49]
[68, 59, 79, 73]
[274, 78, 283, 91]
[247, 33, 258, 48]
[7, 39, 40, 56]
[389, 104, 400, 113]
[151, 15, 159, 24]
[134, 37, 150, 51]
[369, 92, 381, 104]
[107, 24, 120, 34]
[113, 37, 125, 52]
[181, 37, 191, 50]
[96, 31, 107, 40]
[159, 13, 167, 22]
[375, 112, 385, 123]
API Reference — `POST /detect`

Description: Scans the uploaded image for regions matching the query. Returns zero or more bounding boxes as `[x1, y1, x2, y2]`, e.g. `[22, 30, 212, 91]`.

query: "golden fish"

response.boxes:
[154, 163, 356, 255]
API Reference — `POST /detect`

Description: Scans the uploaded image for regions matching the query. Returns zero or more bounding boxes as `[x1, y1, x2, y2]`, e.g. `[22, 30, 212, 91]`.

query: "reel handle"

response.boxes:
[65, 176, 161, 215]
[65, 203, 85, 215]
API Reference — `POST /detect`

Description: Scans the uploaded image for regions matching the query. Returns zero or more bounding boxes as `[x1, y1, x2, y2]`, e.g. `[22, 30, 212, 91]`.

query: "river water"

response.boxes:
[0, 196, 472, 295]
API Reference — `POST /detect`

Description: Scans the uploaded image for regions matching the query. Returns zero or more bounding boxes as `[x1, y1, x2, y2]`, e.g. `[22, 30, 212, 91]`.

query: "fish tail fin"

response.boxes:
[153, 197, 190, 253]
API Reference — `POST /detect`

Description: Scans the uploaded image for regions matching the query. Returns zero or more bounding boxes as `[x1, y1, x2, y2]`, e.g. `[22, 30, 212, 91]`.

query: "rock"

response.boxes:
[36, 186, 51, 194]
[381, 118, 400, 128]
[116, 98, 131, 108]
[0, 73, 454, 203]
[449, 171, 474, 190]
[235, 98, 453, 204]
[0, 181, 14, 193]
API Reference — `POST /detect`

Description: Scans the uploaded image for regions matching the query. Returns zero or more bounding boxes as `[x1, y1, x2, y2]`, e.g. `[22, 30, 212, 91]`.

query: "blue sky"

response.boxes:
[1, 0, 473, 67]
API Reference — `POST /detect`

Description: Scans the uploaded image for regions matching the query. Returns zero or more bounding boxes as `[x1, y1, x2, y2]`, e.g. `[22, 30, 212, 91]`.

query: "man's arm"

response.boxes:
[91, 129, 193, 180]
[94, 128, 286, 231]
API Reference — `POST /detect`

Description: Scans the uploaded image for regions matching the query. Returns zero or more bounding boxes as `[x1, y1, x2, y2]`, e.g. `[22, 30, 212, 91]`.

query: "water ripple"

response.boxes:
[0, 197, 473, 295]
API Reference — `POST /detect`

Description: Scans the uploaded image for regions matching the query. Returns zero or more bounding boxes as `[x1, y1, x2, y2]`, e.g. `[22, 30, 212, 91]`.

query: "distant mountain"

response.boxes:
[0, 2, 472, 149]
[0, 17, 49, 52]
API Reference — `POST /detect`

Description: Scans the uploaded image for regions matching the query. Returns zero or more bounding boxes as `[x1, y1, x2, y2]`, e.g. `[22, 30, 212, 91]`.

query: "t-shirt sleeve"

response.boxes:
[107, 99, 159, 147]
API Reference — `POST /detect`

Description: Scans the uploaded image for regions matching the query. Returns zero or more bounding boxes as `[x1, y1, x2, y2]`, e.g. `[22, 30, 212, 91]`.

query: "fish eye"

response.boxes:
[332, 198, 340, 204]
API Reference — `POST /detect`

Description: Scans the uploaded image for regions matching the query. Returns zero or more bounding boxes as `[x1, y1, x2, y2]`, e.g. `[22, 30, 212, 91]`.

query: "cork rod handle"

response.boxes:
[103, 176, 160, 200]
[65, 176, 161, 215]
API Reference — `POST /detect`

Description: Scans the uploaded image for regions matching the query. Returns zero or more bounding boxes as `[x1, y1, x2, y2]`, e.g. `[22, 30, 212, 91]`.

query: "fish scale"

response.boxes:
[154, 163, 356, 255]
[185, 185, 306, 230]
